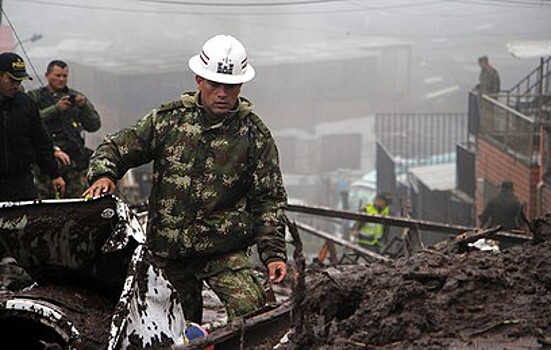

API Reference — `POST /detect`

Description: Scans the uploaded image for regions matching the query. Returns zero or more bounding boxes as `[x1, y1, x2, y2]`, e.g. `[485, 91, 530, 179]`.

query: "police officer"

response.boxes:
[83, 35, 287, 323]
[28, 60, 101, 198]
[0, 53, 65, 201]
[353, 193, 391, 253]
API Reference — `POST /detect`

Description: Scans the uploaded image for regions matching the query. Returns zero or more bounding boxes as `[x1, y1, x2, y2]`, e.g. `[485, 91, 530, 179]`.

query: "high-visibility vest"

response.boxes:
[358, 204, 390, 246]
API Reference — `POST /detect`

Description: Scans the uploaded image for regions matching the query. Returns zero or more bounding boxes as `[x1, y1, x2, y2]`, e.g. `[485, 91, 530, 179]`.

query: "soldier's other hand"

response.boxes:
[82, 177, 116, 198]
[74, 94, 86, 107]
[53, 149, 71, 166]
[56, 96, 72, 111]
[267, 261, 287, 284]
[51, 177, 65, 198]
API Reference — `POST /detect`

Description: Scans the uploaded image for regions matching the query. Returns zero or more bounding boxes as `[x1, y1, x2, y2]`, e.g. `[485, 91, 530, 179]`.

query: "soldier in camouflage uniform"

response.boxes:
[475, 56, 500, 96]
[83, 35, 287, 324]
[28, 60, 101, 198]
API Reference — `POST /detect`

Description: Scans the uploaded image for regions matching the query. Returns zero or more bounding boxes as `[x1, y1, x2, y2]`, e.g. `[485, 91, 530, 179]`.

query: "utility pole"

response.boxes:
[0, 0, 3, 25]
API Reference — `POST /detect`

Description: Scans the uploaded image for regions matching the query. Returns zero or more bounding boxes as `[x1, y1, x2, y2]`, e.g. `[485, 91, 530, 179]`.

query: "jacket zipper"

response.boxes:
[2, 111, 8, 174]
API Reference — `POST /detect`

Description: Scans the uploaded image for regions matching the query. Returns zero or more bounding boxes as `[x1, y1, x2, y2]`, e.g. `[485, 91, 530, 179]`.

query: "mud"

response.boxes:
[287, 215, 551, 349]
[17, 283, 116, 349]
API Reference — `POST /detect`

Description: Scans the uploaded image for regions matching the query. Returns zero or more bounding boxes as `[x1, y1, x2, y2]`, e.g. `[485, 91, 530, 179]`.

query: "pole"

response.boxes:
[287, 203, 472, 234]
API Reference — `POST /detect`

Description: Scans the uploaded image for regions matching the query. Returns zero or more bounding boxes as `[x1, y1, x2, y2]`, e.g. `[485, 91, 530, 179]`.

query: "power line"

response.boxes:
[19, 0, 196, 15]
[138, 0, 344, 6]
[0, 8, 45, 86]
[450, 0, 551, 7]
[19, 0, 447, 16]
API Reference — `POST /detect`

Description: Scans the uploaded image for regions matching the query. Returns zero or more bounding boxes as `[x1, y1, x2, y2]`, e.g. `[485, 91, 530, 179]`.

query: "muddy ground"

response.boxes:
[285, 216, 551, 349]
[17, 283, 116, 349]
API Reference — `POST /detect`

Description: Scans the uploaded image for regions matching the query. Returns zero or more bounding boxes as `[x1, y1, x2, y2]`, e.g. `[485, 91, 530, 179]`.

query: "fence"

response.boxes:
[375, 112, 468, 163]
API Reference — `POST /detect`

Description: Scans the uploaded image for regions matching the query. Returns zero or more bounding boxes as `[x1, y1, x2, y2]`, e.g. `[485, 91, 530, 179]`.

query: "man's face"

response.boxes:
[196, 76, 242, 117]
[0, 73, 22, 98]
[478, 60, 488, 69]
[46, 65, 69, 92]
[375, 198, 387, 209]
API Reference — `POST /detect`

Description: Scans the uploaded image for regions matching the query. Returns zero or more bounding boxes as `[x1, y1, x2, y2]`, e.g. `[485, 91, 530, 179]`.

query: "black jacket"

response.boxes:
[0, 91, 60, 178]
[480, 191, 522, 230]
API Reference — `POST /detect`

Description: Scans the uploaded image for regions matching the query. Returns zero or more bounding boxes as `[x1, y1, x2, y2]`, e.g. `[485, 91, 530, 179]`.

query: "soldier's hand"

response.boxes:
[267, 261, 287, 284]
[56, 96, 72, 111]
[51, 177, 65, 198]
[53, 149, 71, 166]
[74, 94, 86, 107]
[82, 177, 116, 198]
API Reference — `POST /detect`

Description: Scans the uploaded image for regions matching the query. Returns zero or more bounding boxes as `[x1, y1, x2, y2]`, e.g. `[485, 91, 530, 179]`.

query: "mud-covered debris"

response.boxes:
[285, 217, 551, 349]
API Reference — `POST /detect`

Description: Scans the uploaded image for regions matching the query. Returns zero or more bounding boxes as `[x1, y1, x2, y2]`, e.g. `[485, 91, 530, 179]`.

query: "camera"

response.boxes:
[67, 94, 77, 104]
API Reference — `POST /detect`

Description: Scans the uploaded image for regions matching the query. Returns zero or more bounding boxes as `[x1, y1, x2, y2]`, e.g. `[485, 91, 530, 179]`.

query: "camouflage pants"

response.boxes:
[157, 250, 266, 324]
[33, 164, 88, 199]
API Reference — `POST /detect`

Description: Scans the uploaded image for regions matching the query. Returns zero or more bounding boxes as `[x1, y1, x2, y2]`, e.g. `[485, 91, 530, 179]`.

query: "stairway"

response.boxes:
[505, 56, 551, 120]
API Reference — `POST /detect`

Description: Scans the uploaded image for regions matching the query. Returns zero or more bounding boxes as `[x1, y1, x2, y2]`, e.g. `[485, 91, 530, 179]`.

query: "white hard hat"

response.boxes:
[188, 35, 255, 84]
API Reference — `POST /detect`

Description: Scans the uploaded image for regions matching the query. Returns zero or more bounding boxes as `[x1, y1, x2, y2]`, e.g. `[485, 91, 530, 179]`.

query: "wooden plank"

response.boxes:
[175, 302, 292, 350]
[287, 204, 532, 246]
[287, 203, 471, 234]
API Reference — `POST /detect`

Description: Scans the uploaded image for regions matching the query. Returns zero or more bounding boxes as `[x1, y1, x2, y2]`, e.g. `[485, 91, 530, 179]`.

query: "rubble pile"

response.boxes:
[289, 216, 551, 349]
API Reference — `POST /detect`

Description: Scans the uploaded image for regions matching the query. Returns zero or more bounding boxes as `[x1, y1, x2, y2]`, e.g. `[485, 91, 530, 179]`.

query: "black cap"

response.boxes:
[376, 192, 392, 204]
[501, 180, 514, 190]
[0, 53, 32, 81]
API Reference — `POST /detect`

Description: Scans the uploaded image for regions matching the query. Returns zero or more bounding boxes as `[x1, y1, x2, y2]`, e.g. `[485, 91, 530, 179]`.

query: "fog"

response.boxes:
[5, 0, 551, 208]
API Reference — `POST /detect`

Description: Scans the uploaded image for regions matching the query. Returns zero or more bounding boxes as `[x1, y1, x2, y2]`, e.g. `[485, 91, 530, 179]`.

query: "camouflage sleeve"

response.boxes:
[248, 134, 288, 266]
[76, 92, 101, 132]
[26, 89, 59, 122]
[87, 111, 156, 184]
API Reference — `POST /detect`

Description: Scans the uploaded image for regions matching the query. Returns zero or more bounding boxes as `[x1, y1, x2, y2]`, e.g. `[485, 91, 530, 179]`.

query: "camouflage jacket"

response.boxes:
[477, 67, 500, 95]
[27, 86, 101, 170]
[87, 92, 287, 264]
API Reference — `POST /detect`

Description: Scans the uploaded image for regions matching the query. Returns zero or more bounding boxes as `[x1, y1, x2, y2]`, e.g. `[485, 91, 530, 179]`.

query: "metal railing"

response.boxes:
[504, 57, 551, 120]
[375, 112, 468, 161]
[507, 56, 550, 98]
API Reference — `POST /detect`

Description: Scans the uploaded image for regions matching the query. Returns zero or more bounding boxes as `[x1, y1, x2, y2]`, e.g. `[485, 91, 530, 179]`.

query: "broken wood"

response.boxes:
[175, 301, 292, 350]
[294, 221, 390, 262]
[455, 225, 503, 245]
[402, 227, 424, 257]
[287, 203, 472, 234]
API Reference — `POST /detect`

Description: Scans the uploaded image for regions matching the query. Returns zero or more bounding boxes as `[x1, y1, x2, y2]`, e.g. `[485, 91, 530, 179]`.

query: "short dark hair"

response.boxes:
[46, 60, 68, 74]
[478, 56, 489, 64]
[501, 180, 514, 191]
[375, 192, 392, 205]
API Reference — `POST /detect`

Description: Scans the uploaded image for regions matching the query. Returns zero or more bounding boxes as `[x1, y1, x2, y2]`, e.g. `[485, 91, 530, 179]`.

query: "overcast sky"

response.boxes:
[6, 0, 551, 74]
[3, 0, 551, 131]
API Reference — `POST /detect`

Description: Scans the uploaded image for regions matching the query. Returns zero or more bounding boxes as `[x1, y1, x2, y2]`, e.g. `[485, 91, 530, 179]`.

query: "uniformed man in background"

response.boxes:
[475, 55, 500, 96]
[28, 60, 101, 198]
[0, 53, 65, 201]
[83, 35, 288, 324]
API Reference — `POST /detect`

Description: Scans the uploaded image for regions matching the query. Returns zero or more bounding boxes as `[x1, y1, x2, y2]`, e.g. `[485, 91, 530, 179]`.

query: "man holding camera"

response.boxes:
[28, 60, 101, 198]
